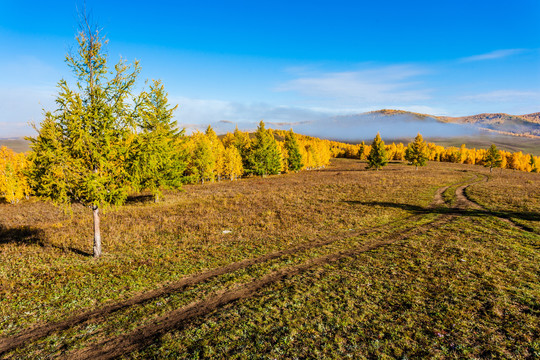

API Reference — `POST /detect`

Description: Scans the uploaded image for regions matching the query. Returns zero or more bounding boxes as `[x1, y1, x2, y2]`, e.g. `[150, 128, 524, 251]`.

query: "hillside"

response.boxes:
[284, 110, 540, 143]
[3, 109, 540, 155]
[438, 112, 540, 137]
[1, 159, 538, 358]
[353, 109, 540, 138]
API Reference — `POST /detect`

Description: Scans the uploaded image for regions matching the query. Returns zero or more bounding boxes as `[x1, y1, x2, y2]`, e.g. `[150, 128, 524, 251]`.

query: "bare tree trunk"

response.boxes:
[92, 205, 102, 258]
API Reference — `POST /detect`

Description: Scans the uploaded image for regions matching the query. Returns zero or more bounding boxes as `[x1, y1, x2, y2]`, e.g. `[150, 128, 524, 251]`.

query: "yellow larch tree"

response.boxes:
[0, 147, 31, 204]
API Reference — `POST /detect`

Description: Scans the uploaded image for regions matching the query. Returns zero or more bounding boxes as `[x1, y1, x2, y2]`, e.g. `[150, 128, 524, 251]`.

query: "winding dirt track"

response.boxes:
[66, 215, 456, 360]
[0, 215, 426, 355]
[1, 176, 493, 358]
[457, 174, 537, 233]
[455, 181, 485, 210]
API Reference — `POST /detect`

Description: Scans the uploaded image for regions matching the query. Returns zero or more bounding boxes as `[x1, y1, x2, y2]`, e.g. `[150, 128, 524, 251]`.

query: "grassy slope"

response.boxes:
[1, 159, 538, 359]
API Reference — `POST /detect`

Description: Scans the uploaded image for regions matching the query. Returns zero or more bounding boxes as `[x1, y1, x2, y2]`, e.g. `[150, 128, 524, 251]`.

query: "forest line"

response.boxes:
[1, 125, 538, 206]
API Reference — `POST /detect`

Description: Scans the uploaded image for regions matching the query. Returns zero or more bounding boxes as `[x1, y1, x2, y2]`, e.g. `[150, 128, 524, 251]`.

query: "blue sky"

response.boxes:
[1, 0, 540, 137]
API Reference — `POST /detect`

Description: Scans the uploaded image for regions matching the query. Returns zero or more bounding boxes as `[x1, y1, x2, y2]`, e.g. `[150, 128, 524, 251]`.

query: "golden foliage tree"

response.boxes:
[404, 133, 428, 170]
[0, 147, 30, 204]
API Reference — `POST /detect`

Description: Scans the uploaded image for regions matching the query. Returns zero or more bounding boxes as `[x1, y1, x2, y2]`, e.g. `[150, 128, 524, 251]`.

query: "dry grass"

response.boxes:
[466, 167, 540, 233]
[1, 159, 538, 359]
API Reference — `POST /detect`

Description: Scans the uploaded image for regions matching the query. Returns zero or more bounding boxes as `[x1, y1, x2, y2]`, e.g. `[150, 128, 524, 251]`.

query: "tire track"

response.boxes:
[0, 214, 424, 355]
[0, 179, 459, 356]
[65, 215, 457, 360]
[457, 174, 537, 233]
[431, 186, 449, 208]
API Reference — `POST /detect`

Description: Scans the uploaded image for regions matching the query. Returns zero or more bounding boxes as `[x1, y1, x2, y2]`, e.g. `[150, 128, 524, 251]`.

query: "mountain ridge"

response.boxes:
[362, 109, 540, 138]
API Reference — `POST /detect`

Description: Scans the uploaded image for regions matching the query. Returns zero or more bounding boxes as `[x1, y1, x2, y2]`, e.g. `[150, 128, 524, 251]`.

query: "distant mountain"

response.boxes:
[436, 112, 540, 138]
[519, 112, 540, 124]
[2, 110, 539, 155]
[287, 109, 470, 142]
[330, 109, 540, 138]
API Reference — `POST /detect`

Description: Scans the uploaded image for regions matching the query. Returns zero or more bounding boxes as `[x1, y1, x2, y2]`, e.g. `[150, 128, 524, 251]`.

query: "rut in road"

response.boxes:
[0, 179, 458, 356]
[68, 177, 488, 359]
[456, 174, 538, 233]
[65, 214, 458, 360]
[0, 215, 427, 355]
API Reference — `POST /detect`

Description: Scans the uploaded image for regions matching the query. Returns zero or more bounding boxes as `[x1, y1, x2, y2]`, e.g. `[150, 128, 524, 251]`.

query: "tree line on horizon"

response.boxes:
[2, 130, 538, 205]
[330, 135, 539, 173]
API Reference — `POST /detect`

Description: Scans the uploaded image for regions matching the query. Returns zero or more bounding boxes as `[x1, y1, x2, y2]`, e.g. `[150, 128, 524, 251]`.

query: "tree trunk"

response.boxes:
[92, 205, 102, 258]
[490, 166, 493, 173]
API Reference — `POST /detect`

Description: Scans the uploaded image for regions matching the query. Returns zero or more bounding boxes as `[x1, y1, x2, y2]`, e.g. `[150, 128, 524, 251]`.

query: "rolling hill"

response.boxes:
[438, 112, 540, 137]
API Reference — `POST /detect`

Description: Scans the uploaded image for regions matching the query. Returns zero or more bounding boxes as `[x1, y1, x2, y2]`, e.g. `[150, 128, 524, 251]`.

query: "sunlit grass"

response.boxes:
[1, 159, 538, 358]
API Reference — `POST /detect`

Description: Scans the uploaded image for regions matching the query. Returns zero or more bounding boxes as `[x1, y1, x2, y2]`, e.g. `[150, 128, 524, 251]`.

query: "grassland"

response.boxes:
[0, 159, 538, 359]
[0, 138, 30, 153]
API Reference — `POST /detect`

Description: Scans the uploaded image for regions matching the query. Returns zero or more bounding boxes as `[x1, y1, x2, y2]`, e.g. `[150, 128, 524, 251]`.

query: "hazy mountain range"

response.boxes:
[294, 109, 540, 141]
[2, 109, 539, 154]
[438, 111, 540, 137]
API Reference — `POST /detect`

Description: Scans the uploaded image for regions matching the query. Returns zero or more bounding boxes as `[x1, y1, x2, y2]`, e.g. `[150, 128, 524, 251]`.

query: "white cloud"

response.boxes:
[170, 96, 335, 133]
[459, 49, 525, 63]
[276, 65, 432, 104]
[460, 90, 540, 103]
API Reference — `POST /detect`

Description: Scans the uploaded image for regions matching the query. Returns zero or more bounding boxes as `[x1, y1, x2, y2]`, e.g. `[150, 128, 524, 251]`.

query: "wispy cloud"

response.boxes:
[170, 96, 332, 134]
[460, 89, 540, 102]
[459, 49, 525, 63]
[276, 65, 432, 104]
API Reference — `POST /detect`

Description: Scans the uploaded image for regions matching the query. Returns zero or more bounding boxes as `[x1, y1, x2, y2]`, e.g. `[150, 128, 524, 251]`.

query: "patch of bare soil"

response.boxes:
[431, 186, 449, 208]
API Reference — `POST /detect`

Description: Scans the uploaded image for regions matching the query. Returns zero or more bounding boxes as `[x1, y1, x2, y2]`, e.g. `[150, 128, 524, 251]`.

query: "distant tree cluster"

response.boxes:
[330, 134, 539, 173]
[182, 122, 331, 184]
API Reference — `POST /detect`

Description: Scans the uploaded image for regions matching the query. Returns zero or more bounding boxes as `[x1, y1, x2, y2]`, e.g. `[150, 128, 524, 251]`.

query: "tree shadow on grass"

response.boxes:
[0, 225, 44, 246]
[0, 225, 92, 257]
[126, 194, 155, 204]
[346, 201, 540, 232]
